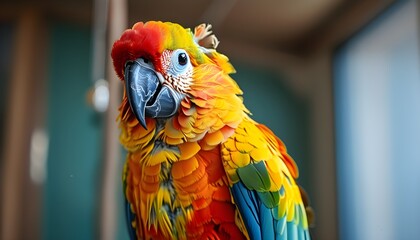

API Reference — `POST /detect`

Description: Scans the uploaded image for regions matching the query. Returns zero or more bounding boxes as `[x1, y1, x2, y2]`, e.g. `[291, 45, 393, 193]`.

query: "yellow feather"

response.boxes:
[226, 168, 239, 184]
[165, 120, 184, 139]
[188, 130, 207, 142]
[234, 141, 254, 153]
[159, 212, 173, 238]
[234, 132, 247, 143]
[266, 159, 283, 191]
[230, 151, 251, 168]
[165, 136, 184, 145]
[223, 138, 237, 152]
[146, 147, 180, 166]
[299, 204, 309, 228]
[175, 216, 187, 240]
[250, 147, 271, 161]
[287, 200, 295, 222]
[203, 130, 225, 146]
[277, 194, 287, 218]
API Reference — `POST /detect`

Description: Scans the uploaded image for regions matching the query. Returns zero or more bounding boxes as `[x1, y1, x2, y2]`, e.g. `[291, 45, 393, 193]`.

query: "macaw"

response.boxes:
[111, 21, 313, 240]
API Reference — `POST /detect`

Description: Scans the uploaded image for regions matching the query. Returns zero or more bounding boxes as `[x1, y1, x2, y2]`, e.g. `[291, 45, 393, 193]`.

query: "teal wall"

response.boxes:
[44, 21, 129, 240]
[45, 22, 101, 240]
[45, 22, 100, 239]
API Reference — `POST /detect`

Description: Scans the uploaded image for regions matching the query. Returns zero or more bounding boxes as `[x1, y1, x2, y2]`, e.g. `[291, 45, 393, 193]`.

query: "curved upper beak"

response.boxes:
[124, 58, 184, 129]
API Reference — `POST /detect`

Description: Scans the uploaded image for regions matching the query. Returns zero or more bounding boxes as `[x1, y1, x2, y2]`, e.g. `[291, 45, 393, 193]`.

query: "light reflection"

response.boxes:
[30, 128, 49, 184]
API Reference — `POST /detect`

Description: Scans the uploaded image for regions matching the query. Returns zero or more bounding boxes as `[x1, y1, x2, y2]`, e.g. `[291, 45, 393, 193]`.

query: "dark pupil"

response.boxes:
[178, 52, 188, 66]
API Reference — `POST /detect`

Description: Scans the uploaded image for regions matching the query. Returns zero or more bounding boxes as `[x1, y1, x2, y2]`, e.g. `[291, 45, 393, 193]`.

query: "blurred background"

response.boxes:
[1, 0, 419, 239]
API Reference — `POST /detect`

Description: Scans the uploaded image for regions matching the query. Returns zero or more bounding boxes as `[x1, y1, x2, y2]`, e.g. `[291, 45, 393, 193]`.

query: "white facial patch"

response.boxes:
[161, 49, 193, 93]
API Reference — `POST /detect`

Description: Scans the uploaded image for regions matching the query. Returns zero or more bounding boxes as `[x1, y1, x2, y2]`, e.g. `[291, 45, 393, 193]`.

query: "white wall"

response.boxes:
[334, 1, 420, 239]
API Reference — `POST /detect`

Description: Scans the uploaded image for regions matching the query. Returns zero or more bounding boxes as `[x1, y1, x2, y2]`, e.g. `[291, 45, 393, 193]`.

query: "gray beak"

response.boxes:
[124, 58, 184, 129]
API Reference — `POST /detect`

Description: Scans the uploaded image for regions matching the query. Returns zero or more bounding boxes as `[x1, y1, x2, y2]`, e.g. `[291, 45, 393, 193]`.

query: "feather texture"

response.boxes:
[223, 118, 310, 239]
[112, 21, 311, 240]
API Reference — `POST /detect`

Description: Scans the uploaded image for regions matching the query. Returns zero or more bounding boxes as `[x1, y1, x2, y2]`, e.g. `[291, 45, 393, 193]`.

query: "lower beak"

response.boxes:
[124, 58, 184, 129]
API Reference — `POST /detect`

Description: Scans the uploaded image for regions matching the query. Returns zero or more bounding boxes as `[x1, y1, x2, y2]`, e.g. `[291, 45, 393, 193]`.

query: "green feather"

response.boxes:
[257, 191, 280, 208]
[236, 161, 281, 208]
[237, 161, 271, 191]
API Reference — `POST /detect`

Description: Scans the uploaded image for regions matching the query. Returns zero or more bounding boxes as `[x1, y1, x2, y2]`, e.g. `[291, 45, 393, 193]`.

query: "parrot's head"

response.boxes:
[112, 21, 247, 145]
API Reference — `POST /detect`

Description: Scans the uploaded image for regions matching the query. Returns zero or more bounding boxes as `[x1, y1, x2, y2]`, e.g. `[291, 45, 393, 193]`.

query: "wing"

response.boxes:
[221, 117, 310, 240]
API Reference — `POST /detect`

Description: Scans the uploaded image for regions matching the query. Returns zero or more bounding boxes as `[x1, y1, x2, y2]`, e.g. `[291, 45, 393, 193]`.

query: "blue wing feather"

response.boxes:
[123, 174, 137, 240]
[260, 200, 275, 240]
[277, 216, 288, 240]
[231, 180, 311, 240]
[231, 181, 261, 238]
[125, 199, 137, 240]
[125, 197, 137, 240]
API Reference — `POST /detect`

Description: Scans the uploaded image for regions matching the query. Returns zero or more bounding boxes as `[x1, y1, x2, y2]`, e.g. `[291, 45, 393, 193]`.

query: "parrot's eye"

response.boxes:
[178, 52, 188, 66]
[169, 49, 191, 76]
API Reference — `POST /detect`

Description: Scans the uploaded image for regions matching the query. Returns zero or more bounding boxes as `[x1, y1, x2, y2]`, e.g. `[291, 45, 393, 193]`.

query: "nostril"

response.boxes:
[141, 57, 149, 64]
[124, 61, 134, 69]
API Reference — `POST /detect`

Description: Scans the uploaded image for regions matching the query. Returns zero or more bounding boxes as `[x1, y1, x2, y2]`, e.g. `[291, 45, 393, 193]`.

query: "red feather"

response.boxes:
[111, 22, 164, 80]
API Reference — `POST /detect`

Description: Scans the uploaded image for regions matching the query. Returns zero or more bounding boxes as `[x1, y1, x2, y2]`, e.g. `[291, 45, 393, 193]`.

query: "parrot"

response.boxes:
[111, 21, 313, 240]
